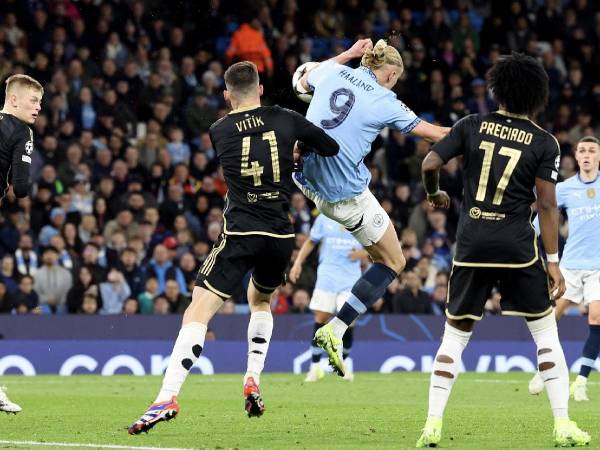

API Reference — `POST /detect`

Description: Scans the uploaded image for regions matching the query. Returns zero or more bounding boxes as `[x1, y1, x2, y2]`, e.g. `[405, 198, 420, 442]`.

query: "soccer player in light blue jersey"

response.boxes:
[529, 136, 600, 402]
[289, 214, 365, 382]
[295, 39, 449, 375]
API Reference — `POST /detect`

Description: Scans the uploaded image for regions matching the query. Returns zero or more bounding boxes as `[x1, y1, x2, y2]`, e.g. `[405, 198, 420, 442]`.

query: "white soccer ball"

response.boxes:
[292, 61, 318, 103]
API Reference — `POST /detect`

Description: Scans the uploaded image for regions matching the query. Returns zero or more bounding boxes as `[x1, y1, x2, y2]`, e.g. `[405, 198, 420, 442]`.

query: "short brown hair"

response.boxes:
[224, 61, 259, 97]
[5, 74, 44, 97]
[578, 136, 600, 146]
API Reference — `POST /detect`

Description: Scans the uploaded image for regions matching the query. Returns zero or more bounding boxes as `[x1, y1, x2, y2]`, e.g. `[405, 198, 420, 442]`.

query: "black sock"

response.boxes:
[311, 322, 325, 363]
[342, 327, 354, 360]
[579, 324, 600, 377]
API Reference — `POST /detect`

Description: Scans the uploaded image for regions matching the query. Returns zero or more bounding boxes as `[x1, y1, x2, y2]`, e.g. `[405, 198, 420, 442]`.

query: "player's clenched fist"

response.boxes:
[347, 39, 373, 58]
[427, 191, 450, 209]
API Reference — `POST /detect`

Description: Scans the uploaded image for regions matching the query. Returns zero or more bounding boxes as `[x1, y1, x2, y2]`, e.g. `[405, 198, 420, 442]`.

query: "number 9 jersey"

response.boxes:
[209, 105, 339, 238]
[431, 111, 560, 267]
[303, 60, 422, 203]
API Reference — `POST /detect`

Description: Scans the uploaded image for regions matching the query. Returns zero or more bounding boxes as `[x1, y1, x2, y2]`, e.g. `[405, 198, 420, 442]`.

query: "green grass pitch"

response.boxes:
[0, 373, 598, 449]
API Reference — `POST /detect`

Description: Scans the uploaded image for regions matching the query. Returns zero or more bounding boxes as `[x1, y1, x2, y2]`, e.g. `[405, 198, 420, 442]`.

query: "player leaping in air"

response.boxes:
[296, 39, 449, 376]
[416, 52, 590, 448]
[128, 61, 339, 434]
[528, 135, 600, 402]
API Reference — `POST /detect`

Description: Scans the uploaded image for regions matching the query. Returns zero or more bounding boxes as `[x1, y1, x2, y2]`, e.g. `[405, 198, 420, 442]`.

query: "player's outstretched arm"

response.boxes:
[10, 124, 33, 198]
[289, 239, 316, 284]
[421, 151, 450, 209]
[536, 177, 566, 300]
[410, 121, 450, 143]
[299, 39, 373, 91]
[290, 110, 339, 156]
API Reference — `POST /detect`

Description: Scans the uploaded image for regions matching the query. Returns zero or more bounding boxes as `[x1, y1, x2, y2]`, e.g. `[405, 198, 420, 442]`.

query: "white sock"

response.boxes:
[527, 314, 569, 419]
[576, 374, 587, 384]
[427, 322, 472, 418]
[244, 311, 273, 385]
[155, 322, 207, 403]
[330, 317, 348, 339]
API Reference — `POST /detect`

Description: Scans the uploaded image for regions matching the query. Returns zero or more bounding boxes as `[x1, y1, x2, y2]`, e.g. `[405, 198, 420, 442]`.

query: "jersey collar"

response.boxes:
[577, 172, 599, 184]
[496, 110, 529, 120]
[359, 65, 378, 82]
[228, 104, 261, 115]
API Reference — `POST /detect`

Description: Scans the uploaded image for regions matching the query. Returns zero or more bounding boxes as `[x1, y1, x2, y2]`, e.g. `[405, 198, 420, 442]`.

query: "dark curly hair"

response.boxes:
[486, 52, 549, 117]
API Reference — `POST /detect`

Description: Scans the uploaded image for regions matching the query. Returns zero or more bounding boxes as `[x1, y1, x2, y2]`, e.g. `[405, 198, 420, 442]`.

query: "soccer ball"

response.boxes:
[292, 61, 318, 103]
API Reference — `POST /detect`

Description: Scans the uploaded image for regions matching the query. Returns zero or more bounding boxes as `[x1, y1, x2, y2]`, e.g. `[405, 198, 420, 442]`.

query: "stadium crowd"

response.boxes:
[0, 0, 597, 316]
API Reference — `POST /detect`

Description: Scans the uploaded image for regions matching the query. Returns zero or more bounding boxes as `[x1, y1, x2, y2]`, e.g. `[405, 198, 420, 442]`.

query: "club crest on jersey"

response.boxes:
[554, 154, 560, 171]
[373, 214, 384, 227]
[25, 141, 33, 155]
[247, 192, 258, 203]
[587, 188, 596, 199]
[469, 207, 482, 219]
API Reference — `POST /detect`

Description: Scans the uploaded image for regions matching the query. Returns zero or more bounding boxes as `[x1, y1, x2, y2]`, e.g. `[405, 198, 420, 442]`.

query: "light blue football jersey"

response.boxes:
[309, 214, 362, 293]
[556, 174, 600, 270]
[301, 60, 421, 202]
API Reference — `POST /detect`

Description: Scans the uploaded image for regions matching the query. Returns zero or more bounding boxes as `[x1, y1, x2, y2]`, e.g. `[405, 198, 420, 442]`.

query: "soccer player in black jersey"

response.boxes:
[416, 53, 590, 447]
[128, 61, 339, 434]
[0, 74, 42, 415]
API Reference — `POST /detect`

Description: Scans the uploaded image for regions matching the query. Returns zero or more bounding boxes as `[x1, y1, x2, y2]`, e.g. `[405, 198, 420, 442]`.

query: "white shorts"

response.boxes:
[293, 174, 390, 247]
[310, 289, 351, 314]
[562, 268, 600, 306]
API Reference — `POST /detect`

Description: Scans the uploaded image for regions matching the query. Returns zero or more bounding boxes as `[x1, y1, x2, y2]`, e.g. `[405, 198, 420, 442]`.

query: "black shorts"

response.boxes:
[195, 234, 295, 299]
[446, 258, 552, 320]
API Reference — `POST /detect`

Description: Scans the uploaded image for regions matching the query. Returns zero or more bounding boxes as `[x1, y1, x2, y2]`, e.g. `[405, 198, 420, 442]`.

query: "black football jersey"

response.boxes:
[209, 105, 338, 237]
[0, 113, 34, 202]
[432, 111, 560, 267]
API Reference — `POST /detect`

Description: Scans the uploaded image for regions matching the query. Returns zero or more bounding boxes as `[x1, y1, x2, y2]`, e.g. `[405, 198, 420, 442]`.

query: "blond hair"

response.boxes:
[5, 74, 44, 97]
[361, 39, 403, 74]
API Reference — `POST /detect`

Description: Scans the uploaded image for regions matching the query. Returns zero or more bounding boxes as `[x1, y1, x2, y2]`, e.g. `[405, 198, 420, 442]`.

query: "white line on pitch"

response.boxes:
[0, 440, 197, 450]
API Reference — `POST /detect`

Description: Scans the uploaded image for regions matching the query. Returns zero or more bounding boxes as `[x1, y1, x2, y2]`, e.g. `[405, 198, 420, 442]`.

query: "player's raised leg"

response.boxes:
[128, 285, 222, 434]
[572, 299, 600, 401]
[416, 318, 472, 448]
[317, 219, 405, 376]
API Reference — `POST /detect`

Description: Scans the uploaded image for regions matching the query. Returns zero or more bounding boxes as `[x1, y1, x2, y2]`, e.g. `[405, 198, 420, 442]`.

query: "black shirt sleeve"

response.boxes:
[536, 134, 560, 184]
[10, 123, 33, 198]
[286, 108, 339, 157]
[431, 115, 471, 163]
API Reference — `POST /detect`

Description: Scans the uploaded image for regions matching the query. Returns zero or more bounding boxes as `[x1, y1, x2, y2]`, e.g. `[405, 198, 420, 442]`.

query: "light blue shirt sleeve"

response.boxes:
[309, 215, 324, 243]
[307, 60, 340, 91]
[379, 98, 422, 134]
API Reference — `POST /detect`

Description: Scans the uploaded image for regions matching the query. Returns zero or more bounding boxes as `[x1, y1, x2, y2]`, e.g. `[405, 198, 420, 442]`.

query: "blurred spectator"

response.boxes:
[122, 298, 139, 315]
[153, 295, 171, 315]
[226, 18, 273, 77]
[385, 271, 433, 314]
[12, 275, 39, 314]
[15, 234, 38, 277]
[99, 268, 131, 314]
[80, 287, 100, 315]
[0, 282, 10, 314]
[138, 277, 159, 315]
[291, 289, 311, 313]
[34, 246, 73, 313]
[66, 266, 97, 314]
[0, 255, 18, 294]
[145, 244, 188, 295]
